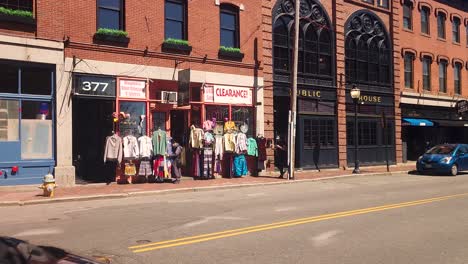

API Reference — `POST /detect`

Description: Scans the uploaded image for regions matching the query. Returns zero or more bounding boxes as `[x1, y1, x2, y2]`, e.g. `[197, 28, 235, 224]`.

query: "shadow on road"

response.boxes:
[0, 236, 105, 264]
[408, 170, 468, 177]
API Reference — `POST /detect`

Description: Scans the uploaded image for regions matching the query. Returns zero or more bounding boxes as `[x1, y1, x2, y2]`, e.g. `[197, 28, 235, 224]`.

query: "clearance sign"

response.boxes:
[205, 85, 253, 105]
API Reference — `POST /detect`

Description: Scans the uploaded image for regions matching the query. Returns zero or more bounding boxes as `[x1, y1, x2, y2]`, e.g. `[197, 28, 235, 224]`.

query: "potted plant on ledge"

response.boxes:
[93, 28, 130, 45]
[0, 6, 35, 25]
[218, 46, 244, 61]
[162, 38, 192, 55]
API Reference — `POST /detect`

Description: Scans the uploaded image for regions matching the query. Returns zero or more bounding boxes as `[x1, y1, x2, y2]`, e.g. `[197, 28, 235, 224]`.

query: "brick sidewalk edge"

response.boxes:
[0, 170, 408, 207]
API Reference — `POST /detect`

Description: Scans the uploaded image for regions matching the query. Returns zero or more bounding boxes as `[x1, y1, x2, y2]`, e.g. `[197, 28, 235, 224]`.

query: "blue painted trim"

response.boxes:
[0, 160, 55, 167]
[402, 118, 434, 126]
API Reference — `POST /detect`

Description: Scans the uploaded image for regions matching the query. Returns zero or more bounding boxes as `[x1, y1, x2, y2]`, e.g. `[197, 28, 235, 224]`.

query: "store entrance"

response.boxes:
[72, 98, 115, 183]
[171, 110, 187, 146]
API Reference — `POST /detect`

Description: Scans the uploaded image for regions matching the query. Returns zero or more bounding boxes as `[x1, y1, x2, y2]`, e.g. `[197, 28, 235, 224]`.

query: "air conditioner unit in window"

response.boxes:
[161, 91, 178, 104]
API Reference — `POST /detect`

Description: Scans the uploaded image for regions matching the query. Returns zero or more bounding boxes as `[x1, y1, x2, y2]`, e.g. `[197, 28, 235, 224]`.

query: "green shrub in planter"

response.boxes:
[96, 28, 128, 37]
[0, 6, 33, 18]
[219, 46, 242, 54]
[164, 38, 190, 46]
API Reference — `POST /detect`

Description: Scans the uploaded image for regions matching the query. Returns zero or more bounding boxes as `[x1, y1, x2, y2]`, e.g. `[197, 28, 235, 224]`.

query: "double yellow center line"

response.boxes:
[129, 192, 468, 253]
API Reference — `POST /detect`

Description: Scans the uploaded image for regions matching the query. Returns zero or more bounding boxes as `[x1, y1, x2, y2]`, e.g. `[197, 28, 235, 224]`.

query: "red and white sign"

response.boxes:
[119, 79, 146, 99]
[205, 85, 252, 105]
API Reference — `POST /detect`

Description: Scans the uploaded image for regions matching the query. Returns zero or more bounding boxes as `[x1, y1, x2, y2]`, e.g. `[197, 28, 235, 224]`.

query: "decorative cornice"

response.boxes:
[401, 47, 417, 57]
[450, 13, 462, 22]
[436, 54, 450, 64]
[417, 1, 432, 12]
[452, 58, 464, 67]
[434, 7, 448, 17]
[419, 51, 434, 61]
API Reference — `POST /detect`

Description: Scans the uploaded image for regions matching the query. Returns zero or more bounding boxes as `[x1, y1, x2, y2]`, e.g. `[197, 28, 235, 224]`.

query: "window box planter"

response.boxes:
[93, 29, 130, 46]
[0, 11, 35, 25]
[218, 47, 244, 61]
[162, 40, 192, 55]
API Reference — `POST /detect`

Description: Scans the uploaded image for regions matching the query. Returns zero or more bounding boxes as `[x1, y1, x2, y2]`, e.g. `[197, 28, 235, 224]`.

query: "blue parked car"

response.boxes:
[417, 144, 468, 176]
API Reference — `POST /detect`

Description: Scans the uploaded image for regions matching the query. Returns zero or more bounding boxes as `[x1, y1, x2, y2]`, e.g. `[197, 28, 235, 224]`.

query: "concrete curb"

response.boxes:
[0, 170, 409, 207]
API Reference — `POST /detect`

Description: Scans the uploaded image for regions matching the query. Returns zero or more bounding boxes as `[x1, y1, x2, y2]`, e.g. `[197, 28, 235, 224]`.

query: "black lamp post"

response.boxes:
[350, 85, 361, 174]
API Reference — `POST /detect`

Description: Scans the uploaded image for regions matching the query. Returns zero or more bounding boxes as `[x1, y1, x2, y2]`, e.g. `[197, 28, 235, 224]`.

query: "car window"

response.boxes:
[426, 145, 455, 154]
[457, 145, 468, 154]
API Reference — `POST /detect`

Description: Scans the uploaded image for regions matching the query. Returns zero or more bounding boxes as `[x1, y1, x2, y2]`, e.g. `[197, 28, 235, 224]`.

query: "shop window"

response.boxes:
[356, 38, 368, 82]
[437, 12, 446, 39]
[346, 121, 354, 146]
[220, 4, 239, 48]
[359, 120, 377, 146]
[119, 101, 147, 138]
[304, 26, 318, 75]
[21, 101, 52, 159]
[191, 104, 201, 126]
[303, 119, 334, 149]
[0, 99, 19, 141]
[378, 0, 388, 8]
[420, 7, 430, 35]
[21, 66, 53, 95]
[0, 0, 32, 11]
[402, 1, 412, 30]
[152, 111, 166, 131]
[345, 37, 357, 82]
[454, 62, 462, 95]
[98, 0, 124, 30]
[452, 17, 460, 43]
[205, 105, 228, 121]
[404, 52, 414, 88]
[0, 63, 19, 94]
[165, 0, 187, 40]
[232, 107, 253, 136]
[191, 86, 201, 102]
[438, 59, 447, 93]
[318, 30, 332, 76]
[422, 56, 431, 90]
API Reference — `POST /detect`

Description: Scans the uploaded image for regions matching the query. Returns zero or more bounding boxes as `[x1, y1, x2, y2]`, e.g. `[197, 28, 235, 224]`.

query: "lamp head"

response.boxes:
[350, 85, 361, 100]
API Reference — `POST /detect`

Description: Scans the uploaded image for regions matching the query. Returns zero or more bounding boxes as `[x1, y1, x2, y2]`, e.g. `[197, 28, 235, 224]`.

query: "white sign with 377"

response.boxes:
[205, 85, 252, 105]
[119, 80, 146, 99]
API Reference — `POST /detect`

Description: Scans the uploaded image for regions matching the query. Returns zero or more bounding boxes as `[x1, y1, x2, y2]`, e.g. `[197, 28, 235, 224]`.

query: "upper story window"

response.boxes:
[0, 0, 32, 11]
[420, 7, 430, 35]
[438, 59, 447, 93]
[422, 56, 431, 91]
[377, 0, 389, 8]
[454, 62, 462, 95]
[220, 4, 239, 48]
[97, 0, 124, 30]
[452, 17, 460, 43]
[165, 0, 187, 40]
[362, 0, 374, 4]
[402, 1, 412, 30]
[404, 52, 414, 89]
[437, 12, 446, 39]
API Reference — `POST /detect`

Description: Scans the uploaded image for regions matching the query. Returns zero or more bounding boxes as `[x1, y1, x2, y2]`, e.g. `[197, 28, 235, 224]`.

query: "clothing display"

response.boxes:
[224, 133, 236, 152]
[235, 132, 248, 154]
[124, 162, 137, 176]
[213, 123, 224, 135]
[152, 129, 167, 156]
[138, 161, 152, 176]
[247, 138, 258, 157]
[233, 155, 248, 177]
[256, 137, 267, 161]
[202, 147, 213, 179]
[204, 132, 215, 145]
[203, 120, 215, 131]
[190, 125, 204, 149]
[214, 135, 224, 160]
[153, 156, 165, 178]
[138, 135, 153, 158]
[104, 134, 123, 163]
[224, 121, 236, 132]
[123, 135, 139, 159]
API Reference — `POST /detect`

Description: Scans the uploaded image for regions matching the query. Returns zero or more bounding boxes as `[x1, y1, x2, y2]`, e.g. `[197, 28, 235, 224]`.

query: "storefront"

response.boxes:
[401, 104, 468, 161]
[0, 60, 56, 185]
[346, 91, 396, 166]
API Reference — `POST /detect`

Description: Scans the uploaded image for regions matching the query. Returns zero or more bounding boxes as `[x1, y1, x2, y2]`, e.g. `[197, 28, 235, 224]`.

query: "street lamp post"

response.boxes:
[350, 85, 361, 174]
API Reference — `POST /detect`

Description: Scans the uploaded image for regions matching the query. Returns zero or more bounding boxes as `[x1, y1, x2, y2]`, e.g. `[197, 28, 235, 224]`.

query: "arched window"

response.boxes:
[272, 0, 333, 79]
[345, 11, 391, 86]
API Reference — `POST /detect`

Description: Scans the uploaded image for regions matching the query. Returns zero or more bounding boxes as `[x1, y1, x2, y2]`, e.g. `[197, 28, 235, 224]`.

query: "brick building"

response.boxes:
[262, 0, 401, 170]
[397, 0, 468, 161]
[0, 0, 265, 186]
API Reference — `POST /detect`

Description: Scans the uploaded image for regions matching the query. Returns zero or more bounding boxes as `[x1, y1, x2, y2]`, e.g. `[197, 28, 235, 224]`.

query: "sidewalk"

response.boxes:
[0, 163, 415, 206]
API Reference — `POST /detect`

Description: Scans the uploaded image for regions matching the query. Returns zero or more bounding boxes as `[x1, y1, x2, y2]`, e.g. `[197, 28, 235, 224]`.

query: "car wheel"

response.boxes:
[450, 164, 458, 176]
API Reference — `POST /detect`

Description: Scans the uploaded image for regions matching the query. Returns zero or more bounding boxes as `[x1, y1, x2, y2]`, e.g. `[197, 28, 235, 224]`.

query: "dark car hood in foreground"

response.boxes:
[0, 236, 104, 264]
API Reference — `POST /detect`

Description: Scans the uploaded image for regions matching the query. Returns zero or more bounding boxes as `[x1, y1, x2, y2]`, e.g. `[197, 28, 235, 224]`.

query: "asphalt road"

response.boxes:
[2, 172, 468, 264]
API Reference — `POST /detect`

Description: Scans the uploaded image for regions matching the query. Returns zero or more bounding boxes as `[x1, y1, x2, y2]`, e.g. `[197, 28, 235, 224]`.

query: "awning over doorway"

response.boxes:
[433, 120, 468, 127]
[402, 118, 434, 126]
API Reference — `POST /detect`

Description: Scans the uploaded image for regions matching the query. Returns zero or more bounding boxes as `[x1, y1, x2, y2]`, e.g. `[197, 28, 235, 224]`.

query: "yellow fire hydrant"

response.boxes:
[39, 174, 57, 197]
